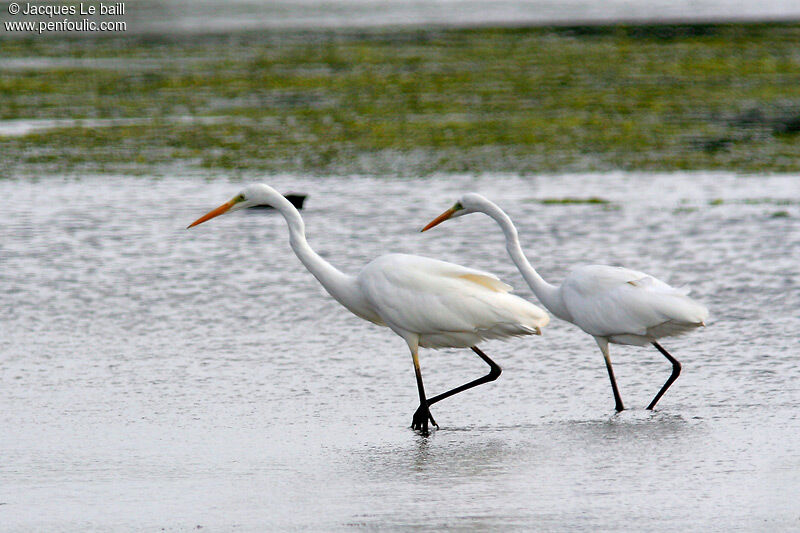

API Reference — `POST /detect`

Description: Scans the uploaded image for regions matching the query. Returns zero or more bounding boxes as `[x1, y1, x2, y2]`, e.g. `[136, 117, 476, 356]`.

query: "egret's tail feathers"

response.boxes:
[418, 312, 548, 349]
[647, 319, 706, 339]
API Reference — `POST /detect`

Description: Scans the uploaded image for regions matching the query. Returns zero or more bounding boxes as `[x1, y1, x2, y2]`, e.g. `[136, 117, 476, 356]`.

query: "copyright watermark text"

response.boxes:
[4, 2, 127, 34]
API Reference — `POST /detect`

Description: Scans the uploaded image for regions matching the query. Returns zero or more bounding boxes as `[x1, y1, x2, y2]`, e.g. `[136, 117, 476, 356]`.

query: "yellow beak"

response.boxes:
[421, 207, 457, 232]
[187, 199, 237, 229]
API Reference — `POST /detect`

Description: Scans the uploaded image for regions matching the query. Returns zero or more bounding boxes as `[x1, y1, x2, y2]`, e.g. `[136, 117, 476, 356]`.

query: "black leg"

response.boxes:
[596, 337, 624, 412]
[411, 349, 437, 435]
[603, 352, 625, 412]
[646, 341, 682, 410]
[430, 347, 502, 406]
[411, 346, 502, 426]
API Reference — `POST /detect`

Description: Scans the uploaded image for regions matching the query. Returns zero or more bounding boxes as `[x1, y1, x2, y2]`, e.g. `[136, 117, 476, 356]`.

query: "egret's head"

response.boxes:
[421, 193, 488, 232]
[187, 183, 284, 228]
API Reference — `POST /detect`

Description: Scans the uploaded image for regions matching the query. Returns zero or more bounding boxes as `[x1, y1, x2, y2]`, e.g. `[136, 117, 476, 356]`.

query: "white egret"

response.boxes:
[188, 184, 549, 434]
[422, 193, 709, 412]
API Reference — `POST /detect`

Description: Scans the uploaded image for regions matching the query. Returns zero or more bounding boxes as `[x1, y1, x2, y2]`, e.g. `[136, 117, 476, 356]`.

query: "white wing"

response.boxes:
[560, 265, 708, 345]
[358, 254, 549, 348]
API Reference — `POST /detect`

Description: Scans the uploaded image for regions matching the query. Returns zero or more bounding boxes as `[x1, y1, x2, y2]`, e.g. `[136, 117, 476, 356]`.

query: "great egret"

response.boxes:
[422, 193, 709, 412]
[187, 184, 549, 434]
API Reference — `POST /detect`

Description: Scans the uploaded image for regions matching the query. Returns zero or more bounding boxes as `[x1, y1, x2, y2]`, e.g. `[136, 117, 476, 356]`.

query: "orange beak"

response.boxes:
[421, 207, 457, 232]
[187, 199, 237, 229]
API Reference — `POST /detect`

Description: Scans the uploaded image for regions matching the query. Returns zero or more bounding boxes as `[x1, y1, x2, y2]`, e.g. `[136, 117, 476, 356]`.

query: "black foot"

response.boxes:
[615, 403, 625, 413]
[411, 403, 438, 435]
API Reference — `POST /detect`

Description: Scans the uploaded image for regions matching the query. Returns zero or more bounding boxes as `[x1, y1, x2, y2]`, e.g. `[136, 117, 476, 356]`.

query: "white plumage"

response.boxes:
[188, 184, 549, 434]
[359, 254, 547, 348]
[560, 265, 707, 345]
[423, 193, 709, 412]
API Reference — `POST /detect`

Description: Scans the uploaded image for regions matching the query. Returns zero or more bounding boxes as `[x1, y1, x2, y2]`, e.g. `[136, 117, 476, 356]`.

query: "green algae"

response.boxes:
[2, 23, 800, 177]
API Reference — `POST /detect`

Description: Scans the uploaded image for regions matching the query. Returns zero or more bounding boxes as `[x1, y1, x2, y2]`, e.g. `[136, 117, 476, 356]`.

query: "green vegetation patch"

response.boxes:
[2, 23, 800, 177]
[708, 197, 797, 206]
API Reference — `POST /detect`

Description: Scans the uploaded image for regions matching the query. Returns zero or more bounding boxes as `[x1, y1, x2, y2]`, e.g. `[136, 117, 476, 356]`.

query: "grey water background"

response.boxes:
[3, 0, 800, 36]
[133, 1, 800, 32]
[1, 172, 798, 530]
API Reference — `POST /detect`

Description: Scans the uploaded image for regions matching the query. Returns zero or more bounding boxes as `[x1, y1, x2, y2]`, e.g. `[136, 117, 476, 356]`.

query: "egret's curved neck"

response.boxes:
[478, 200, 569, 320]
[269, 195, 362, 312]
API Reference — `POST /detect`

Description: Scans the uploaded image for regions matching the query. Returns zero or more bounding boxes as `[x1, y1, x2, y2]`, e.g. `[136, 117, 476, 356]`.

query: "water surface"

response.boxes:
[4, 0, 800, 37]
[95, 1, 800, 32]
[1, 173, 798, 530]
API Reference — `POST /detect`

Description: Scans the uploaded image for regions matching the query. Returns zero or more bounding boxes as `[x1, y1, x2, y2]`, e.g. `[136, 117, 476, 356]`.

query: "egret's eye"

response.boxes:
[235, 194, 246, 202]
[454, 201, 464, 211]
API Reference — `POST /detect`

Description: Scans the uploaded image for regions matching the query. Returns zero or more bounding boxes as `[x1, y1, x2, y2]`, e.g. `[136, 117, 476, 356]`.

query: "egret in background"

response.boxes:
[422, 193, 708, 412]
[188, 184, 549, 434]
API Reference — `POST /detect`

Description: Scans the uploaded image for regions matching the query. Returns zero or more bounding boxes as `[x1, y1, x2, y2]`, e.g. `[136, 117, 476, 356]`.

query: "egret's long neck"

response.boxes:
[271, 196, 365, 314]
[479, 201, 570, 320]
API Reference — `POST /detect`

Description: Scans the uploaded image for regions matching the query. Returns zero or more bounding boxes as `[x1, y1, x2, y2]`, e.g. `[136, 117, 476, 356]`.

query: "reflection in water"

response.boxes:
[0, 173, 798, 530]
[358, 433, 512, 480]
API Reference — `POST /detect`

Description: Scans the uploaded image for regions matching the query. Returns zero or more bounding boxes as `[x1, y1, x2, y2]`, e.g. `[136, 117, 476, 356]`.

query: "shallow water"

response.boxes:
[0, 116, 236, 138]
[1, 172, 798, 530]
